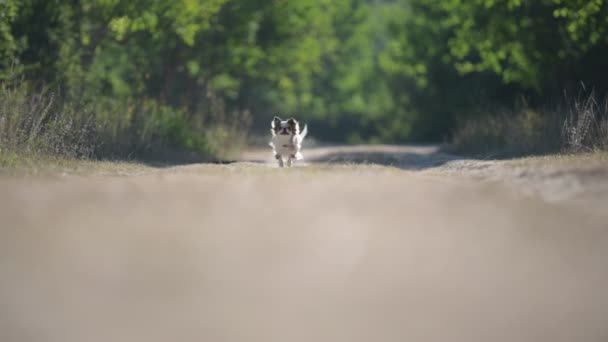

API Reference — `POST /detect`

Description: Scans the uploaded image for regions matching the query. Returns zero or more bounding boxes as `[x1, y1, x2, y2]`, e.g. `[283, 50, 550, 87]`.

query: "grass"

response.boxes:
[450, 91, 608, 157]
[0, 78, 249, 164]
[0, 149, 154, 177]
[505, 150, 608, 168]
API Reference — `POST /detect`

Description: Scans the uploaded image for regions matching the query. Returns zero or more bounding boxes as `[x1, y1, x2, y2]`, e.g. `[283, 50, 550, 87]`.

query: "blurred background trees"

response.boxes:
[1, 0, 607, 158]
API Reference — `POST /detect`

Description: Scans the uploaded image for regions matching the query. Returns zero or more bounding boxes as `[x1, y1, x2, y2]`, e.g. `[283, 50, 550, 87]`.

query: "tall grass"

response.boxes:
[562, 91, 608, 152]
[0, 82, 95, 158]
[451, 91, 608, 156]
[0, 79, 250, 162]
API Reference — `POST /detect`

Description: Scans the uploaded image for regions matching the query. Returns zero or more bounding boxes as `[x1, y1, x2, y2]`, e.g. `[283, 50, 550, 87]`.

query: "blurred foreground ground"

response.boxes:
[1, 145, 608, 342]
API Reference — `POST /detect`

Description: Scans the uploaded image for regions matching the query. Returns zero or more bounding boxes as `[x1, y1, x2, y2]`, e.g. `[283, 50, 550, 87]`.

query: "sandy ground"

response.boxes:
[1, 145, 608, 342]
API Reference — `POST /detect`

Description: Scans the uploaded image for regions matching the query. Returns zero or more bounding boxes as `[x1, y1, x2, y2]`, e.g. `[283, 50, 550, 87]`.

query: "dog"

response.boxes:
[269, 116, 308, 167]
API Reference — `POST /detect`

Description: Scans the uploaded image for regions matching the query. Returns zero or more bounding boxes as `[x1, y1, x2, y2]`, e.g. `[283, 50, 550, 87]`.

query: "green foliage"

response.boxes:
[0, 0, 23, 77]
[2, 0, 608, 151]
[378, 0, 608, 142]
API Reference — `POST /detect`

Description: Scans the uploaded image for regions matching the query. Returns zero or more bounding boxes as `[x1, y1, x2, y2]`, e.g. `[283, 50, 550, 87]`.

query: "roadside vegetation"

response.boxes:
[0, 149, 153, 176]
[451, 91, 608, 157]
[1, 0, 608, 165]
[0, 75, 247, 163]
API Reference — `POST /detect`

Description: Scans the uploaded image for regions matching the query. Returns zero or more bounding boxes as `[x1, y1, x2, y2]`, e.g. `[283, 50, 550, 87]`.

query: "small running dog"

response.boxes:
[269, 116, 308, 167]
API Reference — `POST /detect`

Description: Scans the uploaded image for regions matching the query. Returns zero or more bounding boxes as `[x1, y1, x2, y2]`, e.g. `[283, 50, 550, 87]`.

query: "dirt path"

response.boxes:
[1, 145, 608, 342]
[244, 144, 608, 206]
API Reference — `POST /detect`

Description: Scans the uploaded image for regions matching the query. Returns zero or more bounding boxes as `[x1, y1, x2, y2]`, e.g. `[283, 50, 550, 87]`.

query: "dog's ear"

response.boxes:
[287, 118, 299, 133]
[272, 116, 282, 128]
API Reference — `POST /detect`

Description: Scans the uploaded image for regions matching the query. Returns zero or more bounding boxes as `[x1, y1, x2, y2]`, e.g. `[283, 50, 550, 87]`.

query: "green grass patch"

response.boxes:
[0, 149, 153, 177]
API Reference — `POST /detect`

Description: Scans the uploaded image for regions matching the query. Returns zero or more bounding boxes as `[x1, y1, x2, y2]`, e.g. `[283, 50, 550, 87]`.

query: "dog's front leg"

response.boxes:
[275, 154, 284, 167]
[286, 157, 293, 167]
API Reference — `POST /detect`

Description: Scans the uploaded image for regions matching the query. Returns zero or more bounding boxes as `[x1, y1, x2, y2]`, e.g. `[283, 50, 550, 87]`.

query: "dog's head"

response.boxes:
[271, 116, 299, 136]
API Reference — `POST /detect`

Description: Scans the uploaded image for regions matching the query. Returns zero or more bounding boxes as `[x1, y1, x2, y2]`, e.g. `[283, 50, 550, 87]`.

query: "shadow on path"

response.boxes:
[240, 144, 462, 170]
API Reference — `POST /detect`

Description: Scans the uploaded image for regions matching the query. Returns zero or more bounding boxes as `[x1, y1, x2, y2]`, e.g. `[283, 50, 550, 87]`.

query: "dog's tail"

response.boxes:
[300, 124, 308, 140]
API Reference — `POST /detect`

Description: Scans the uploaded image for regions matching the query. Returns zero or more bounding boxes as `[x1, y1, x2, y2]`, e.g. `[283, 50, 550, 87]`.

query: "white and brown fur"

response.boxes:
[269, 116, 308, 167]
